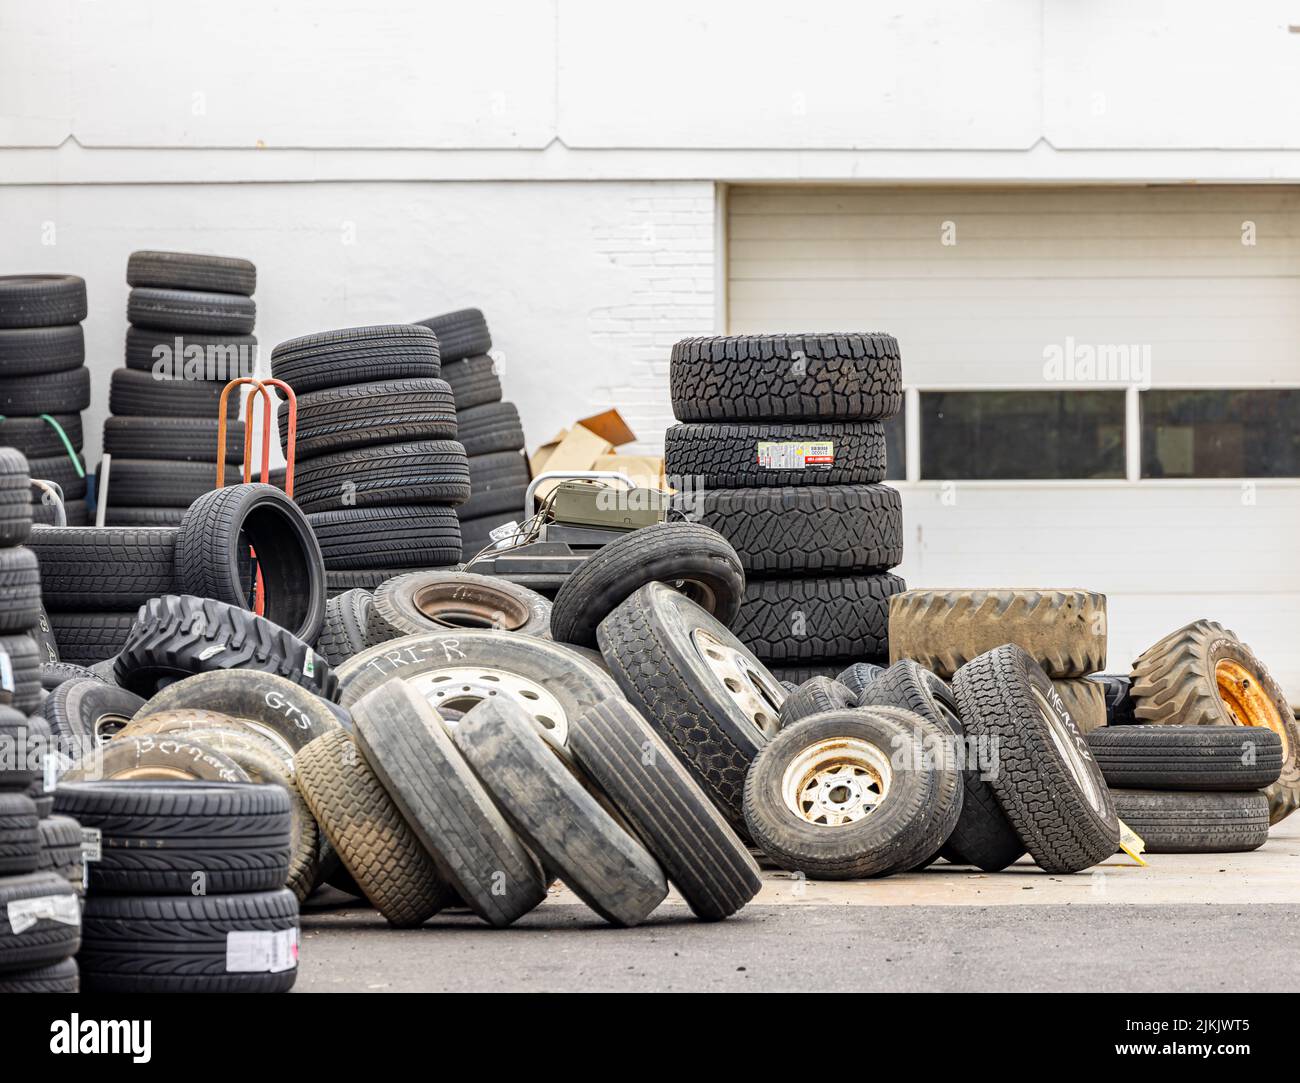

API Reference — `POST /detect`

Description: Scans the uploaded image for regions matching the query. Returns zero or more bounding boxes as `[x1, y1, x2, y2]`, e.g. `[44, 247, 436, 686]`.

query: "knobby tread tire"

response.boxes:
[665, 421, 886, 488]
[734, 573, 905, 663]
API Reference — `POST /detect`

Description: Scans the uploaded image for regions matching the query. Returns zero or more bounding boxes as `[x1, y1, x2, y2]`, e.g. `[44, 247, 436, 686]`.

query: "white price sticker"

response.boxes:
[7, 894, 80, 935]
[756, 440, 835, 470]
[226, 928, 299, 974]
[81, 826, 102, 863]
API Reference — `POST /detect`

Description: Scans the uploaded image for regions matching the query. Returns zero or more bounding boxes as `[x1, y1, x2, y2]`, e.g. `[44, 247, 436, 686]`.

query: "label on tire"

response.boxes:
[7, 894, 80, 934]
[226, 928, 299, 973]
[756, 441, 834, 470]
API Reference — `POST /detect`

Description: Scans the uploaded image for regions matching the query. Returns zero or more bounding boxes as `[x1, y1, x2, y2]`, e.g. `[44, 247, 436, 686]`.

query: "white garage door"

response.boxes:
[727, 184, 1300, 697]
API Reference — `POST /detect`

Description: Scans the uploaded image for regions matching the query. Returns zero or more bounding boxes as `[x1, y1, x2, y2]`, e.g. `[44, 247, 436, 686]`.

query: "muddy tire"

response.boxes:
[1111, 790, 1269, 854]
[1087, 725, 1283, 791]
[63, 734, 250, 785]
[367, 570, 550, 643]
[777, 676, 855, 729]
[1051, 677, 1108, 735]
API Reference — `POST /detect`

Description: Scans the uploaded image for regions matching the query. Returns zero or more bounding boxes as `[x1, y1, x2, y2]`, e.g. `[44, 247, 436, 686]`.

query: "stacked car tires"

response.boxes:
[0, 274, 93, 527]
[417, 310, 530, 555]
[100, 251, 255, 527]
[666, 333, 906, 683]
[0, 451, 50, 695]
[270, 325, 466, 596]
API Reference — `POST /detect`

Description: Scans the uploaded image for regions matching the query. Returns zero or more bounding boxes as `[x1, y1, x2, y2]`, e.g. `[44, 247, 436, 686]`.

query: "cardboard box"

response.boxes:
[529, 409, 665, 504]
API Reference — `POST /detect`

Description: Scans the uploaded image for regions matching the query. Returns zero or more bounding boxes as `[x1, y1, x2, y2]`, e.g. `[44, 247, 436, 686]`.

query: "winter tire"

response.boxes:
[46, 612, 136, 668]
[0, 634, 40, 714]
[317, 589, 374, 665]
[0, 546, 40, 632]
[29, 526, 177, 610]
[0, 275, 87, 328]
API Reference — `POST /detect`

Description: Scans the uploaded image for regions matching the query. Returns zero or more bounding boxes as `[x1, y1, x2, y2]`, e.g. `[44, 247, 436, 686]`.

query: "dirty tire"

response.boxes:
[597, 582, 781, 833]
[63, 734, 250, 786]
[550, 522, 745, 648]
[665, 421, 887, 489]
[42, 678, 144, 755]
[126, 250, 256, 295]
[317, 589, 374, 666]
[127, 286, 255, 334]
[295, 728, 454, 926]
[351, 680, 546, 927]
[735, 573, 905, 664]
[1112, 790, 1270, 854]
[889, 588, 1107, 679]
[953, 645, 1118, 873]
[416, 308, 491, 363]
[0, 871, 80, 971]
[836, 662, 886, 703]
[1092, 673, 1137, 726]
[777, 676, 856, 729]
[368, 570, 551, 642]
[1129, 619, 1299, 824]
[79, 888, 297, 993]
[271, 324, 439, 395]
[1087, 726, 1283, 791]
[569, 698, 760, 920]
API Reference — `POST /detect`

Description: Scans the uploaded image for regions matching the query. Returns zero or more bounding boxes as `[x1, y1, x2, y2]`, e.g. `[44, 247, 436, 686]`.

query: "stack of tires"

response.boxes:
[0, 274, 92, 526]
[665, 333, 906, 683]
[416, 309, 530, 556]
[100, 251, 254, 527]
[0, 450, 50, 696]
[270, 325, 467, 596]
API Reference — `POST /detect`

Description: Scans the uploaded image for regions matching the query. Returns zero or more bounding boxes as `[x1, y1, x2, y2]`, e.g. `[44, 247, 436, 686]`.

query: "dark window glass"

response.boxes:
[1141, 389, 1300, 478]
[920, 390, 1126, 480]
[883, 411, 905, 481]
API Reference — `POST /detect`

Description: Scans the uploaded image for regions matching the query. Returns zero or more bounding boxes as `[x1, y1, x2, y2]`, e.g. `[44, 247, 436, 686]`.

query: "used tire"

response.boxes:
[126, 250, 256, 296]
[79, 888, 297, 992]
[0, 707, 38, 791]
[279, 378, 456, 458]
[670, 332, 903, 422]
[550, 522, 744, 648]
[351, 680, 546, 926]
[29, 526, 176, 610]
[0, 275, 87, 328]
[454, 401, 524, 457]
[416, 308, 491, 363]
[309, 506, 461, 571]
[26, 453, 86, 501]
[597, 582, 782, 832]
[271, 324, 439, 394]
[0, 416, 82, 461]
[836, 661, 885, 702]
[367, 570, 550, 642]
[0, 635, 40, 714]
[177, 482, 327, 644]
[103, 416, 245, 464]
[1129, 619, 1299, 824]
[124, 327, 256, 375]
[888, 588, 1108, 679]
[0, 366, 91, 416]
[569, 698, 761, 920]
[953, 644, 1119, 874]
[42, 677, 144, 755]
[0, 325, 83, 377]
[99, 459, 217, 507]
[127, 286, 255, 334]
[777, 676, 855, 729]
[458, 451, 529, 520]
[293, 440, 470, 513]
[0, 547, 40, 633]
[665, 421, 886, 488]
[107, 367, 231, 419]
[46, 612, 137, 668]
[454, 697, 669, 926]
[734, 573, 905, 664]
[440, 355, 502, 409]
[0, 791, 40, 874]
[1087, 725, 1283, 791]
[38, 661, 99, 692]
[0, 956, 78, 992]
[1092, 673, 1137, 726]
[63, 734, 250, 785]
[0, 871, 80, 972]
[1111, 790, 1270, 854]
[317, 589, 375, 666]
[1051, 677, 1108, 735]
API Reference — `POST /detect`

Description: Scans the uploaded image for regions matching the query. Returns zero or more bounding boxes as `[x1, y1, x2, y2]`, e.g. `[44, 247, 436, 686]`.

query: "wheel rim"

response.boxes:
[92, 713, 131, 744]
[108, 766, 199, 781]
[412, 581, 533, 631]
[1032, 687, 1105, 815]
[780, 737, 891, 826]
[690, 627, 783, 738]
[410, 666, 568, 749]
[1215, 658, 1288, 756]
[672, 578, 717, 613]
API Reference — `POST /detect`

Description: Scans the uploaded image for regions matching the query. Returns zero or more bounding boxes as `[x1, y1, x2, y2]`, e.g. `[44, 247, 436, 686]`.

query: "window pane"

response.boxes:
[1141, 389, 1300, 478]
[920, 390, 1126, 480]
[883, 411, 905, 481]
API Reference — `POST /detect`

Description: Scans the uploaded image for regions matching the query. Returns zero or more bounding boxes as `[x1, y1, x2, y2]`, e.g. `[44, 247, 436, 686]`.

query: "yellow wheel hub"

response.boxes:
[1215, 658, 1288, 757]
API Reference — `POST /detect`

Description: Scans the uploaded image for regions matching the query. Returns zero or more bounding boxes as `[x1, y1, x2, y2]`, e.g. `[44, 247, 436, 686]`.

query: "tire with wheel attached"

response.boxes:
[366, 570, 550, 643]
[42, 678, 144, 756]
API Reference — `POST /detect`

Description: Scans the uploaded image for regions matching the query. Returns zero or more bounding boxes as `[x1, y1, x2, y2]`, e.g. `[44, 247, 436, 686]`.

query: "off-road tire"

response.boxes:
[665, 421, 886, 489]
[734, 573, 905, 664]
[1051, 677, 1108, 735]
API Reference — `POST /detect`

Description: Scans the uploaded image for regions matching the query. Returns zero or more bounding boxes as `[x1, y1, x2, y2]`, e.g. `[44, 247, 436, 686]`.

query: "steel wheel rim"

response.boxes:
[672, 578, 717, 613]
[92, 713, 131, 744]
[1032, 687, 1104, 815]
[412, 582, 532, 632]
[410, 666, 568, 749]
[690, 627, 783, 737]
[780, 737, 892, 826]
[1215, 658, 1287, 756]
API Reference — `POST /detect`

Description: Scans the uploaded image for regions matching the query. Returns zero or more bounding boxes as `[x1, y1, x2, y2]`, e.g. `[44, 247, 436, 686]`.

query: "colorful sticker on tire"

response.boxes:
[756, 441, 834, 470]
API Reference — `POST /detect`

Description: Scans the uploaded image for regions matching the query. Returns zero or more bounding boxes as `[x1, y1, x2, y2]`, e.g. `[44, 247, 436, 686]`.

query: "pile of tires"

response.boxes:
[0, 274, 92, 526]
[99, 251, 256, 527]
[415, 309, 530, 556]
[665, 333, 906, 684]
[270, 324, 467, 596]
[0, 450, 55, 695]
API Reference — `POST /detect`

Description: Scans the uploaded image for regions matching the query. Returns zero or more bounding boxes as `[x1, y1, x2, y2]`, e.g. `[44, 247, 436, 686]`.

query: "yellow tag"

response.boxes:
[1117, 817, 1147, 866]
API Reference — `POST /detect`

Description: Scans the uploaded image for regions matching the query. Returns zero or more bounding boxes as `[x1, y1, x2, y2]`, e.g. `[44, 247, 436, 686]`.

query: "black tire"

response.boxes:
[416, 308, 491, 363]
[458, 451, 529, 520]
[888, 587, 1108, 680]
[597, 582, 781, 832]
[953, 644, 1119, 873]
[0, 871, 80, 972]
[0, 635, 40, 714]
[1092, 673, 1137, 726]
[457, 512, 519, 557]
[326, 567, 439, 596]
[0, 791, 39, 874]
[734, 572, 905, 664]
[32, 496, 89, 528]
[271, 324, 439, 394]
[123, 326, 257, 375]
[114, 595, 337, 701]
[0, 366, 90, 416]
[127, 286, 255, 334]
[1113, 790, 1271, 854]
[99, 460, 217, 508]
[743, 707, 961, 879]
[79, 888, 297, 993]
[279, 378, 456, 458]
[569, 698, 760, 920]
[293, 440, 469, 513]
[28, 606, 59, 666]
[107, 367, 231, 419]
[46, 612, 137, 667]
[670, 332, 903, 422]
[308, 506, 461, 571]
[675, 484, 903, 575]
[665, 421, 886, 488]
[550, 522, 745, 648]
[103, 506, 186, 527]
[103, 416, 245, 464]
[352, 680, 546, 926]
[0, 547, 40, 633]
[0, 486, 31, 548]
[0, 325, 84, 376]
[43, 677, 144, 753]
[0, 956, 78, 992]
[26, 453, 86, 501]
[454, 697, 669, 926]
[0, 707, 37, 791]
[37, 813, 82, 880]
[177, 482, 326, 644]
[367, 570, 550, 641]
[454, 401, 524, 457]
[53, 780, 291, 894]
[135, 669, 342, 755]
[777, 676, 856, 729]
[38, 661, 99, 692]
[0, 415, 83, 460]
[440, 355, 502, 409]
[317, 589, 374, 666]
[836, 661, 886, 702]
[0, 275, 87, 328]
[127, 250, 256, 295]
[1087, 725, 1283, 791]
[29, 526, 176, 609]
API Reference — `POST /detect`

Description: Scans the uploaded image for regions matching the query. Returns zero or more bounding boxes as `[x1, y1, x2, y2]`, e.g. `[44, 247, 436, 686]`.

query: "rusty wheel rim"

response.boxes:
[1215, 658, 1288, 757]
[780, 737, 891, 826]
[412, 581, 533, 632]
